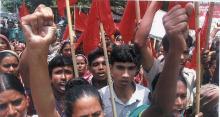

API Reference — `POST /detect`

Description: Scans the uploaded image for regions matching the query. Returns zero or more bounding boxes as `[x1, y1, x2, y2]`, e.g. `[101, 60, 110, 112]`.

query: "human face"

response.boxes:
[0, 56, 19, 76]
[0, 90, 28, 117]
[180, 51, 189, 66]
[72, 96, 104, 117]
[89, 57, 107, 81]
[172, 80, 187, 117]
[111, 62, 137, 87]
[14, 47, 24, 55]
[51, 66, 74, 93]
[62, 43, 71, 57]
[0, 38, 8, 51]
[76, 56, 87, 76]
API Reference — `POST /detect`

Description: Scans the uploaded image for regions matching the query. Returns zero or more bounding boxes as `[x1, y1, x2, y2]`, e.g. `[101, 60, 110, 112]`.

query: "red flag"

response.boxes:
[75, 8, 88, 32]
[57, 0, 77, 17]
[200, 11, 209, 49]
[19, 2, 29, 19]
[62, 25, 69, 40]
[97, 0, 116, 37]
[168, 2, 195, 29]
[188, 10, 209, 69]
[79, 0, 100, 55]
[119, 1, 148, 44]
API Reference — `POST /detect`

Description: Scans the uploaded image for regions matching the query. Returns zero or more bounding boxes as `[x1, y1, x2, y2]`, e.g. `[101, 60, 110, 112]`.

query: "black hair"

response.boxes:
[110, 44, 141, 70]
[0, 73, 25, 95]
[0, 51, 19, 63]
[88, 47, 104, 66]
[60, 41, 70, 53]
[76, 54, 88, 64]
[162, 35, 193, 52]
[48, 55, 73, 77]
[64, 78, 103, 117]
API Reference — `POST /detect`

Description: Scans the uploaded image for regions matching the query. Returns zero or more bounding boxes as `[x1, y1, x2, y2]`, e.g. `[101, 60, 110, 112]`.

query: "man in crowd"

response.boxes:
[88, 47, 108, 89]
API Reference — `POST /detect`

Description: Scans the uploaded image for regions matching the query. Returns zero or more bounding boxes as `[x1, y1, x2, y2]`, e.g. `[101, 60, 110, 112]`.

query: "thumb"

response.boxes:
[21, 23, 33, 42]
[44, 24, 56, 44]
[185, 3, 194, 16]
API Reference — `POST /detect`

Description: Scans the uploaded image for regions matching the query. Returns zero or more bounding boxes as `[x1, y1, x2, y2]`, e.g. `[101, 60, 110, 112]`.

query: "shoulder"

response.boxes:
[99, 85, 110, 97]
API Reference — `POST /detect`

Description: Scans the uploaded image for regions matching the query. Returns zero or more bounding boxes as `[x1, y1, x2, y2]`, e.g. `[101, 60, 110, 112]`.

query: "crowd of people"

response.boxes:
[0, 1, 219, 117]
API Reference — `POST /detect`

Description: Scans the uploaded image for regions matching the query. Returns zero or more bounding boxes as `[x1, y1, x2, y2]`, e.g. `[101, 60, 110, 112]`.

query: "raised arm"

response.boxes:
[21, 5, 59, 117]
[134, 1, 160, 71]
[142, 3, 193, 116]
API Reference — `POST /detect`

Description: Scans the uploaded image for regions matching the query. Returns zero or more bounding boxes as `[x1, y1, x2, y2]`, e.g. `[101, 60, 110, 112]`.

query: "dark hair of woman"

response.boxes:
[0, 73, 25, 95]
[60, 41, 70, 53]
[0, 51, 19, 63]
[64, 77, 103, 117]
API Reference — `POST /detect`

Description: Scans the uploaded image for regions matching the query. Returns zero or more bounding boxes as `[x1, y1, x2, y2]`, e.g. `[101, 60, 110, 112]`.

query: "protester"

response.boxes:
[76, 54, 92, 82]
[88, 47, 108, 89]
[20, 4, 103, 117]
[99, 44, 151, 117]
[134, 1, 196, 108]
[0, 73, 30, 117]
[48, 55, 74, 116]
[60, 41, 71, 57]
[65, 78, 104, 117]
[0, 50, 19, 76]
[0, 34, 11, 51]
[133, 1, 194, 116]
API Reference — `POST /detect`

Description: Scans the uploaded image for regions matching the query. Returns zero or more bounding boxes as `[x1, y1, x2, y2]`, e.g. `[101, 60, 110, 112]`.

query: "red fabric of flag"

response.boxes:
[62, 25, 69, 40]
[79, 0, 100, 55]
[19, 2, 29, 19]
[57, 0, 77, 17]
[168, 2, 195, 29]
[119, 1, 148, 44]
[97, 0, 116, 37]
[75, 8, 88, 32]
[200, 11, 209, 49]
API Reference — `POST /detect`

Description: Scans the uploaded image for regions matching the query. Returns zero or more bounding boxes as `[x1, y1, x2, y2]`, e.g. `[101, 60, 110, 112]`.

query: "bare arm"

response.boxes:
[134, 1, 160, 71]
[21, 5, 59, 117]
[142, 3, 193, 116]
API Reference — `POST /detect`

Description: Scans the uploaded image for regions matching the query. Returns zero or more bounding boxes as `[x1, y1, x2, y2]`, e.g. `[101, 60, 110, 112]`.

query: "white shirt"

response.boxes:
[145, 58, 196, 107]
[99, 84, 150, 117]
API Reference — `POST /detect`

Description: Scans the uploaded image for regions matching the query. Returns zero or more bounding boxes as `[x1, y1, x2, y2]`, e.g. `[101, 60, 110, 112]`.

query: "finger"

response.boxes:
[164, 14, 188, 29]
[164, 8, 187, 24]
[44, 24, 56, 44]
[38, 7, 54, 26]
[185, 3, 194, 16]
[166, 4, 182, 17]
[35, 4, 46, 12]
[26, 13, 38, 34]
[35, 11, 44, 31]
[21, 24, 32, 42]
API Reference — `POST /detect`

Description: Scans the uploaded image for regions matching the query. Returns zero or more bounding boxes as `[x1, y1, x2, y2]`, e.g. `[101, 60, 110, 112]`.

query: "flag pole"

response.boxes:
[135, 0, 141, 22]
[65, 0, 79, 77]
[205, 2, 214, 49]
[100, 23, 117, 117]
[195, 2, 201, 114]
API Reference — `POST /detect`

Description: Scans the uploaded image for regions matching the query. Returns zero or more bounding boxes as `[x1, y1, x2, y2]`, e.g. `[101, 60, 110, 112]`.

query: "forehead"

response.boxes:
[112, 62, 136, 67]
[0, 90, 24, 103]
[52, 66, 73, 71]
[176, 80, 187, 93]
[1, 56, 18, 62]
[91, 56, 105, 64]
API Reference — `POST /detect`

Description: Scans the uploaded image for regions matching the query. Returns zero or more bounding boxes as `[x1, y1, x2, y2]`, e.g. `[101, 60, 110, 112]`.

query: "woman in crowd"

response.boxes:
[60, 41, 71, 57]
[0, 73, 30, 117]
[0, 34, 11, 51]
[76, 54, 92, 82]
[65, 78, 104, 117]
[0, 50, 19, 76]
